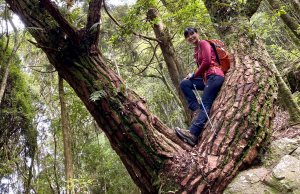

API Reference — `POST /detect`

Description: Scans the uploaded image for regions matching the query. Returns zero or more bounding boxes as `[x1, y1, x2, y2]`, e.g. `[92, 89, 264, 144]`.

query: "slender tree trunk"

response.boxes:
[53, 127, 61, 194]
[58, 75, 74, 194]
[160, 72, 182, 109]
[263, 0, 300, 122]
[289, 0, 300, 14]
[287, 62, 300, 93]
[0, 18, 19, 104]
[146, 7, 191, 124]
[45, 172, 56, 194]
[0, 59, 12, 104]
[266, 0, 300, 39]
[275, 71, 300, 123]
[6, 0, 278, 193]
[24, 152, 35, 194]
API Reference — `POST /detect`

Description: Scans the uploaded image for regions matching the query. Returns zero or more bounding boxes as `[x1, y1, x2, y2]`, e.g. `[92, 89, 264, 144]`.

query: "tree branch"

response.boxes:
[103, 0, 160, 42]
[27, 39, 59, 52]
[30, 68, 57, 74]
[40, 0, 78, 42]
[86, 0, 103, 46]
[134, 44, 159, 76]
[244, 0, 263, 18]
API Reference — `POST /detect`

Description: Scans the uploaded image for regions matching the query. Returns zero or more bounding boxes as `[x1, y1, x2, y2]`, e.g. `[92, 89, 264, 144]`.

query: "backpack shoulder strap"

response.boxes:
[206, 40, 221, 65]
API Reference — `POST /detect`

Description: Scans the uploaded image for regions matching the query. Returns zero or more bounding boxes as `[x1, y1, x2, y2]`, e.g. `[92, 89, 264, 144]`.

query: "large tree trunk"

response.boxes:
[58, 76, 74, 193]
[6, 0, 277, 193]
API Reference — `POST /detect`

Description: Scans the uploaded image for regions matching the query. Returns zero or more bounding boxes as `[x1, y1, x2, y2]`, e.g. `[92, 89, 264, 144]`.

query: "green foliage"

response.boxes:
[276, 5, 287, 16]
[0, 157, 20, 177]
[251, 5, 300, 71]
[79, 134, 139, 194]
[293, 92, 300, 105]
[67, 177, 93, 193]
[5, 0, 300, 193]
[132, 77, 185, 128]
[100, 0, 212, 129]
[90, 90, 108, 101]
[0, 43, 36, 148]
[26, 71, 139, 193]
[0, 41, 36, 192]
[161, 0, 214, 34]
[67, 7, 86, 28]
[296, 26, 300, 35]
[66, 86, 138, 193]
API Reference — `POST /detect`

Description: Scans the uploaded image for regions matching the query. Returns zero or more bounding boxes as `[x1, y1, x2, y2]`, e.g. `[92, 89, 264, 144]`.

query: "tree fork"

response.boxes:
[6, 0, 278, 193]
[160, 34, 277, 193]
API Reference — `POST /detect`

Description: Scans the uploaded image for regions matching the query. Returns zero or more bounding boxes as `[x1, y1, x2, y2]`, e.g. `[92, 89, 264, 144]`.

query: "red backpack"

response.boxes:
[206, 39, 231, 73]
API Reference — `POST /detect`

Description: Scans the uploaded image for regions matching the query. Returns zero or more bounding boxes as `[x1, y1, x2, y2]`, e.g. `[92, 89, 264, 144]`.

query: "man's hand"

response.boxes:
[185, 73, 194, 79]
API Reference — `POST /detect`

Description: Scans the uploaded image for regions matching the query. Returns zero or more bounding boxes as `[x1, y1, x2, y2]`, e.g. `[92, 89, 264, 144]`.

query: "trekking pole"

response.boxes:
[193, 84, 217, 135]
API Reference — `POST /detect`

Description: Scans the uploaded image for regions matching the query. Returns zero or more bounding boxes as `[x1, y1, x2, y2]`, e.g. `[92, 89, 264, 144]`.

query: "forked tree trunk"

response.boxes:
[6, 0, 277, 193]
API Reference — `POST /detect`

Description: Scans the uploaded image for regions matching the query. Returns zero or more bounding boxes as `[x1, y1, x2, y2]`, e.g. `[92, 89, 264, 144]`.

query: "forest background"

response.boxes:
[0, 0, 300, 193]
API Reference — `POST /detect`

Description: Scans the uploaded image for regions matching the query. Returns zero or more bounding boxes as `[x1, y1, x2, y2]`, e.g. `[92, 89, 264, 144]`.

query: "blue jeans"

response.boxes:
[180, 75, 224, 137]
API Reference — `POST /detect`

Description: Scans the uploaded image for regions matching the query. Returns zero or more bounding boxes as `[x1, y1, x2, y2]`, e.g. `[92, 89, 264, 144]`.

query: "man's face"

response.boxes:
[186, 31, 199, 45]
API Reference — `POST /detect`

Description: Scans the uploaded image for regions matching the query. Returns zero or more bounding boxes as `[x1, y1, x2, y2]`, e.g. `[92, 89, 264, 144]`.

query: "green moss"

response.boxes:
[155, 173, 180, 194]
[72, 63, 87, 81]
[0, 46, 37, 160]
[264, 175, 288, 193]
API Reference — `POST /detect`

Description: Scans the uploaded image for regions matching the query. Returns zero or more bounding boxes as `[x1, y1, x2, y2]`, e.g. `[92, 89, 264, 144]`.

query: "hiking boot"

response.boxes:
[175, 127, 198, 146]
[191, 108, 200, 123]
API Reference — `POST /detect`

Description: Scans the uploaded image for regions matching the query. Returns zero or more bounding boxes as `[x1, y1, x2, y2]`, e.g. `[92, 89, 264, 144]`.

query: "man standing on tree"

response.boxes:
[175, 28, 225, 146]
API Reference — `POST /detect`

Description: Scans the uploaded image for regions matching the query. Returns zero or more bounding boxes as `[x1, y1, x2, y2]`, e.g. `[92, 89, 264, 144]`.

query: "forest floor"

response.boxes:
[272, 107, 300, 140]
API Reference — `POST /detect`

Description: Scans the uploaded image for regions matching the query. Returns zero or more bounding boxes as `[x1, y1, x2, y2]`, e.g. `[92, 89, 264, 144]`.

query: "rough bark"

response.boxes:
[58, 75, 74, 193]
[5, 0, 277, 193]
[5, 2, 187, 193]
[146, 7, 191, 123]
[164, 29, 276, 194]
